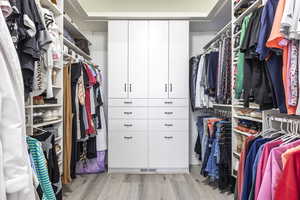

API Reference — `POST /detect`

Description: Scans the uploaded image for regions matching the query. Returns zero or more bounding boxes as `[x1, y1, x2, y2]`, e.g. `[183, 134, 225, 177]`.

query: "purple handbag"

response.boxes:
[76, 151, 106, 174]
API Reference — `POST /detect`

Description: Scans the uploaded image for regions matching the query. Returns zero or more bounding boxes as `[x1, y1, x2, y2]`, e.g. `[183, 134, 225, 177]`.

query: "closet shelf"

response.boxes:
[233, 128, 253, 137]
[234, 0, 261, 24]
[213, 104, 232, 108]
[33, 119, 63, 128]
[52, 85, 62, 89]
[63, 37, 92, 61]
[40, 0, 62, 16]
[233, 115, 263, 123]
[233, 104, 260, 109]
[26, 104, 62, 109]
[63, 15, 92, 45]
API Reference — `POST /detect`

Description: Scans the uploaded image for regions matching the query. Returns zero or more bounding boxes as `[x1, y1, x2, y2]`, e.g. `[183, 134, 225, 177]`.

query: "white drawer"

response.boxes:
[149, 133, 188, 168]
[109, 119, 147, 131]
[148, 99, 188, 107]
[108, 99, 147, 107]
[109, 107, 147, 119]
[148, 107, 188, 119]
[149, 120, 188, 131]
[109, 133, 147, 168]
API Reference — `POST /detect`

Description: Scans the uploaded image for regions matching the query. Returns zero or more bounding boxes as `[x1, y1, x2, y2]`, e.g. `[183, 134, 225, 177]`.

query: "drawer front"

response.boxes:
[108, 119, 147, 131]
[109, 107, 147, 119]
[109, 133, 147, 168]
[149, 133, 188, 168]
[149, 120, 188, 131]
[148, 107, 188, 119]
[108, 99, 147, 107]
[148, 99, 188, 107]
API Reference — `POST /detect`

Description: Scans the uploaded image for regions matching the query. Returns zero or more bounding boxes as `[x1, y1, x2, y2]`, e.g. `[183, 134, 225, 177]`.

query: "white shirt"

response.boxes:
[0, 9, 35, 200]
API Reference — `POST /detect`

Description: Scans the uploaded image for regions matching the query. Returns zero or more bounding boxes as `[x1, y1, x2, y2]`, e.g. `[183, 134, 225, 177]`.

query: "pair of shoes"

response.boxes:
[43, 110, 60, 122]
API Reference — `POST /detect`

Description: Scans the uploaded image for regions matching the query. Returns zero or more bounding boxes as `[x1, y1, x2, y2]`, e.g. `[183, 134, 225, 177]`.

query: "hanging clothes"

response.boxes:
[32, 132, 62, 200]
[63, 62, 73, 184]
[0, 5, 35, 200]
[27, 137, 56, 200]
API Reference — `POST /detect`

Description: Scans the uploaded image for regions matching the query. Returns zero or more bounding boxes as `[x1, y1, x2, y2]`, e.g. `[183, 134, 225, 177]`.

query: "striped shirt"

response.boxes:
[27, 137, 56, 200]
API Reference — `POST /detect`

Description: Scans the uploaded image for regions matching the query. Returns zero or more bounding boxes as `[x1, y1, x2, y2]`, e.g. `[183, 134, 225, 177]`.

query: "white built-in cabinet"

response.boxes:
[108, 20, 189, 173]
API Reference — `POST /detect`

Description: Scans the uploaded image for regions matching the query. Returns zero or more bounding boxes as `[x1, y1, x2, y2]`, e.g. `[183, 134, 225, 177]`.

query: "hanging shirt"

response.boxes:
[274, 150, 300, 200]
[0, 7, 36, 200]
[235, 15, 251, 99]
[256, 0, 280, 60]
[26, 137, 56, 200]
[281, 145, 300, 168]
[236, 136, 256, 200]
[241, 138, 272, 200]
[195, 55, 204, 108]
[254, 140, 283, 200]
[257, 140, 300, 200]
[266, 0, 297, 115]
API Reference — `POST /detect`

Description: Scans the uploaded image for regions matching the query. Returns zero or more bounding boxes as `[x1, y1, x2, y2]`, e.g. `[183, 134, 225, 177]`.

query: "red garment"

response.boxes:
[237, 136, 256, 200]
[84, 64, 96, 135]
[275, 150, 300, 200]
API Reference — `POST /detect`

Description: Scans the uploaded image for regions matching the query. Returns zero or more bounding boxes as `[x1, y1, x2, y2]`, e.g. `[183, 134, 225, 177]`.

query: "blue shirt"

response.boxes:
[241, 138, 272, 200]
[256, 0, 280, 60]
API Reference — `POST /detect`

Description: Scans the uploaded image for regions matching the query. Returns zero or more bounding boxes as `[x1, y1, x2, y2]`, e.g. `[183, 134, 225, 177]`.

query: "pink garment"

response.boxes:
[254, 140, 283, 200]
[257, 140, 300, 200]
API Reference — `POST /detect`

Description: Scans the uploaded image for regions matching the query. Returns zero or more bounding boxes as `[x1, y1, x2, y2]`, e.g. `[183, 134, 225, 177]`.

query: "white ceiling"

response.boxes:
[77, 0, 219, 18]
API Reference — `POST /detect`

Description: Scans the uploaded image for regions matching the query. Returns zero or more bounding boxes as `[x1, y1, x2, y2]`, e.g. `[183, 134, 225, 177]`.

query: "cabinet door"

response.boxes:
[109, 133, 147, 168]
[168, 21, 189, 99]
[108, 21, 129, 99]
[128, 21, 148, 98]
[148, 21, 169, 99]
[149, 133, 188, 168]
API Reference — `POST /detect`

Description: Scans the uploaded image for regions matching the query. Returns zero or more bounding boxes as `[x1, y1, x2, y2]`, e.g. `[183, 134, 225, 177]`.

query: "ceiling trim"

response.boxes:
[65, 0, 228, 21]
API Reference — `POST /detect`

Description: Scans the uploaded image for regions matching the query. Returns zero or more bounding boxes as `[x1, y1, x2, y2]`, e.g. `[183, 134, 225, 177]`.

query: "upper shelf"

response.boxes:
[63, 37, 92, 61]
[63, 15, 92, 45]
[40, 0, 62, 16]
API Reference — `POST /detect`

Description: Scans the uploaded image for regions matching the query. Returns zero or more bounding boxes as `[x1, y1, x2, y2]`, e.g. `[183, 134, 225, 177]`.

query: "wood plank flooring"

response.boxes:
[63, 166, 233, 200]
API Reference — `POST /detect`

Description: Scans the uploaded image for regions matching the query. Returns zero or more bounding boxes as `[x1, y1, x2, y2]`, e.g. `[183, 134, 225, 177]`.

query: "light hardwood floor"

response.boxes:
[63, 166, 234, 200]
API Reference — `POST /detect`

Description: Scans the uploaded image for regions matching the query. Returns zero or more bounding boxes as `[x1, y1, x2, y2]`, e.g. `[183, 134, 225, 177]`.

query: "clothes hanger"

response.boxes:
[260, 115, 277, 137]
[282, 120, 299, 144]
[33, 127, 48, 135]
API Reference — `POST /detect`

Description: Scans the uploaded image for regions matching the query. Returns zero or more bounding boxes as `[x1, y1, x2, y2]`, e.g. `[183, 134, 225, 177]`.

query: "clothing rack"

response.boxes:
[203, 22, 232, 51]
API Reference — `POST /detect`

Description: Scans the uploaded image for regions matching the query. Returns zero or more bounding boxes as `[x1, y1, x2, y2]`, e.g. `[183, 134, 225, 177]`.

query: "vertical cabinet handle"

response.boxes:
[170, 83, 173, 92]
[124, 83, 127, 92]
[129, 84, 132, 92]
[165, 84, 168, 92]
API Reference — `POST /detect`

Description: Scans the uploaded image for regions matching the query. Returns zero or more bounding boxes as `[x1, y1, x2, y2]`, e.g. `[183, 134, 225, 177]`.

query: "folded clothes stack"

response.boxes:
[235, 119, 262, 135]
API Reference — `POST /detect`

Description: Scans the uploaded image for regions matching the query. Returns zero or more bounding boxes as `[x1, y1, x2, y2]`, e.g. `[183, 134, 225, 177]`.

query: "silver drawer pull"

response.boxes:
[164, 112, 173, 115]
[124, 136, 133, 140]
[164, 124, 173, 127]
[164, 101, 173, 104]
[124, 101, 133, 104]
[124, 124, 133, 127]
[164, 136, 173, 139]
[124, 112, 133, 115]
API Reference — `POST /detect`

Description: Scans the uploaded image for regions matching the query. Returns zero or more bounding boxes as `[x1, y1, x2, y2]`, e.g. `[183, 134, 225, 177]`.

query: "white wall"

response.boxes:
[85, 30, 215, 165]
[189, 32, 214, 165]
